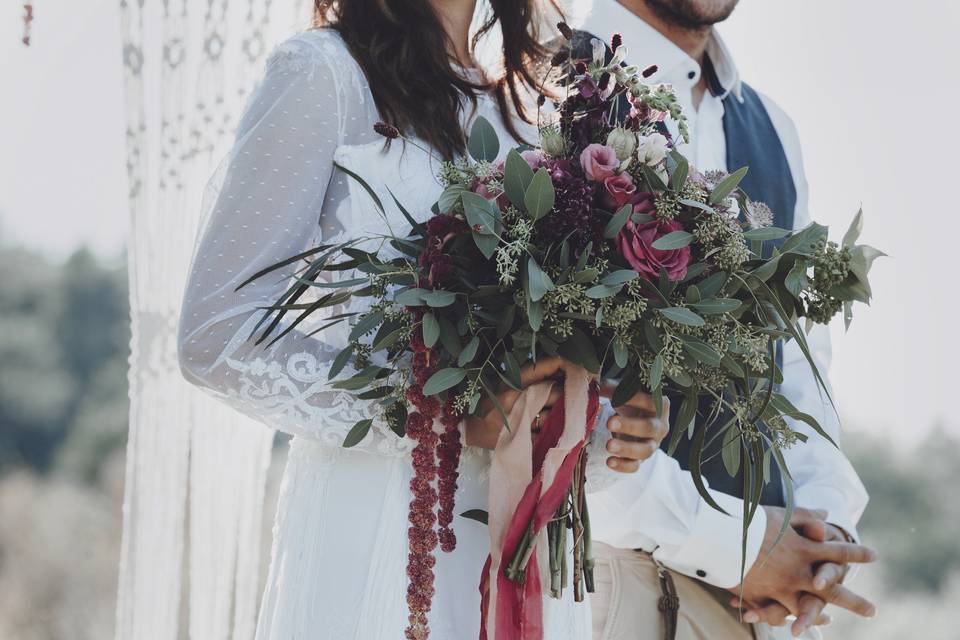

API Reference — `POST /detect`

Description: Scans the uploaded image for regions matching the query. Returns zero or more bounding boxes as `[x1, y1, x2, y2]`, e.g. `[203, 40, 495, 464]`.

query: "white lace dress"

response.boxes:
[177, 28, 597, 640]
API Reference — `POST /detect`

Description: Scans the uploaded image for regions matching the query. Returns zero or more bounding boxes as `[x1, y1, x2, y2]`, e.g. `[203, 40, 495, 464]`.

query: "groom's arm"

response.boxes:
[588, 450, 769, 588]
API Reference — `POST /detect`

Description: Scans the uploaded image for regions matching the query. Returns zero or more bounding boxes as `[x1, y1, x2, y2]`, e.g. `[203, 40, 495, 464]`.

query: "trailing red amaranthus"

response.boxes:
[437, 397, 462, 553]
[404, 323, 463, 639]
[22, 4, 34, 46]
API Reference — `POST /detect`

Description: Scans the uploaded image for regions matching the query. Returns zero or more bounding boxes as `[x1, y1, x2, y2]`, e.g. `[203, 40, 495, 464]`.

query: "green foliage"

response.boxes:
[0, 246, 129, 481]
[849, 430, 960, 594]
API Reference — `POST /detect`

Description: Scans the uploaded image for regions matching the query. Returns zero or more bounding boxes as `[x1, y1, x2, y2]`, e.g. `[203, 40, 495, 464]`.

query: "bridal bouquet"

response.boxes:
[240, 26, 881, 640]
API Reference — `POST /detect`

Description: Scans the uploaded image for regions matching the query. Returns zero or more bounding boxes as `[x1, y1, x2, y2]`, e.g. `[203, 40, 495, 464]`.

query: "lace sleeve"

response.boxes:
[177, 30, 413, 457]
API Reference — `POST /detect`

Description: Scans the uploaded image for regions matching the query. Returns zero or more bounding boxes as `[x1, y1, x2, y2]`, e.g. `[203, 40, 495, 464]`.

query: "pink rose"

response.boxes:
[579, 143, 620, 181]
[616, 218, 691, 281]
[472, 178, 510, 210]
[521, 149, 548, 170]
[602, 173, 639, 208]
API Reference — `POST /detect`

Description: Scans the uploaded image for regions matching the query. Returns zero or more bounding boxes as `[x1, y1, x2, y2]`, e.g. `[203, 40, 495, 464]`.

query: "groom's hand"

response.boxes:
[734, 517, 870, 636]
[599, 385, 670, 473]
[729, 506, 877, 628]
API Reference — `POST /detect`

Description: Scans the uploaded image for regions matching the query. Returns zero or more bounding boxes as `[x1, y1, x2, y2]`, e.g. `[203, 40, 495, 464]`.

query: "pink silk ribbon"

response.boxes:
[480, 365, 600, 640]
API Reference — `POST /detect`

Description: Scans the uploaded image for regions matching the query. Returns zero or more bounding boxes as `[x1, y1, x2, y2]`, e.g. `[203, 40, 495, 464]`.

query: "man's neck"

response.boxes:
[615, 0, 713, 107]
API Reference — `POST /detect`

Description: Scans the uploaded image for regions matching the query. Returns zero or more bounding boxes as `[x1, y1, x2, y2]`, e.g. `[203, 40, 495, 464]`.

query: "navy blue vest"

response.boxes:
[571, 33, 795, 505]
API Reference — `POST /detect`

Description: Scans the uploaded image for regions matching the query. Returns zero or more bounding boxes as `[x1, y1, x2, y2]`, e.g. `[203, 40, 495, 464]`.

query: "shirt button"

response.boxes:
[688, 70, 696, 80]
[696, 569, 707, 578]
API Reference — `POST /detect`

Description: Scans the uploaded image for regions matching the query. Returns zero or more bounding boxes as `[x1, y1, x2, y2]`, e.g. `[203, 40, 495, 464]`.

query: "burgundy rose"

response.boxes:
[579, 143, 619, 181]
[616, 218, 691, 281]
[602, 173, 639, 209]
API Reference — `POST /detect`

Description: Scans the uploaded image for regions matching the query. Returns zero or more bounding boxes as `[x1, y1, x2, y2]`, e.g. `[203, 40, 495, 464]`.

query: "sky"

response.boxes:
[1, 0, 958, 443]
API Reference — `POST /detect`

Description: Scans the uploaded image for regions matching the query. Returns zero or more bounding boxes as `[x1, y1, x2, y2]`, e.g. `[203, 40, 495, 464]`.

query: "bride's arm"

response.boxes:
[177, 32, 387, 447]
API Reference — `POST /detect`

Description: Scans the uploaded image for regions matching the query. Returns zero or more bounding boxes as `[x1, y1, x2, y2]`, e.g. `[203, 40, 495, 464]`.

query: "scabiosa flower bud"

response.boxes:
[610, 33, 622, 52]
[575, 61, 588, 75]
[557, 21, 574, 40]
[539, 125, 568, 157]
[606, 126, 637, 161]
[642, 64, 659, 78]
[374, 121, 400, 139]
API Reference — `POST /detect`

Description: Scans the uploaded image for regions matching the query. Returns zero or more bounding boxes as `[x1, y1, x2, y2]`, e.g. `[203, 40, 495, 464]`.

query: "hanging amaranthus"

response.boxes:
[22, 3, 34, 46]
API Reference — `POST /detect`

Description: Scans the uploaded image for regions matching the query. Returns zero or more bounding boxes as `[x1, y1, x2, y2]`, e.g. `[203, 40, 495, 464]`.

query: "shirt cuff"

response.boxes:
[585, 396, 624, 494]
[794, 485, 861, 543]
[653, 491, 767, 589]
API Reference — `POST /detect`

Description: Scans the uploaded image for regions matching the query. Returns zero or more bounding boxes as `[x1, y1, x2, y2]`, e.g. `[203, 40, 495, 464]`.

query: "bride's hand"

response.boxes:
[463, 356, 571, 449]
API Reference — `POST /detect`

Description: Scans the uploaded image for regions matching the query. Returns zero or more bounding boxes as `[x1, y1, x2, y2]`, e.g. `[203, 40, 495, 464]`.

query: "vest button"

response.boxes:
[696, 569, 707, 578]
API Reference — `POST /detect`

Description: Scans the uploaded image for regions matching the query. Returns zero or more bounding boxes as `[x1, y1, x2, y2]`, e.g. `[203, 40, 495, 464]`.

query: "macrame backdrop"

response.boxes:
[114, 2, 589, 639]
[115, 2, 310, 639]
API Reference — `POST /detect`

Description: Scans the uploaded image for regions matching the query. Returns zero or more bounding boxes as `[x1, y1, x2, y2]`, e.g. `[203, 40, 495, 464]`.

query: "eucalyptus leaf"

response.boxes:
[472, 231, 499, 259]
[557, 327, 602, 373]
[423, 368, 467, 395]
[601, 270, 639, 286]
[613, 339, 628, 368]
[460, 509, 489, 525]
[679, 198, 716, 214]
[708, 166, 748, 205]
[467, 115, 500, 162]
[343, 419, 373, 448]
[650, 354, 664, 391]
[462, 191, 500, 235]
[394, 288, 428, 306]
[349, 310, 385, 341]
[670, 153, 689, 190]
[691, 298, 741, 314]
[604, 204, 633, 238]
[842, 208, 863, 248]
[585, 283, 622, 299]
[438, 184, 468, 213]
[612, 369, 643, 407]
[524, 167, 556, 220]
[527, 257, 555, 302]
[659, 306, 706, 327]
[458, 336, 480, 366]
[651, 230, 694, 250]
[681, 336, 722, 366]
[784, 262, 809, 298]
[328, 345, 354, 379]
[528, 298, 544, 331]
[504, 148, 535, 207]
[743, 227, 791, 242]
[422, 312, 440, 348]
[422, 290, 457, 307]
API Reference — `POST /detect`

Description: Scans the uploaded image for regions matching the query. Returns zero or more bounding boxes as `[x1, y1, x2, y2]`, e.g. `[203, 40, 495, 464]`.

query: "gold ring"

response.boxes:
[533, 413, 542, 430]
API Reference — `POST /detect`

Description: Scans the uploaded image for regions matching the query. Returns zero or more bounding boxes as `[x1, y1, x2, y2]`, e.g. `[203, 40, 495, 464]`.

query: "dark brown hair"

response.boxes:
[314, 0, 560, 160]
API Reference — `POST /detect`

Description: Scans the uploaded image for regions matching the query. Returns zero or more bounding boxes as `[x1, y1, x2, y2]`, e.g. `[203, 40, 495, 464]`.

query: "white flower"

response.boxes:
[610, 45, 629, 67]
[591, 38, 606, 66]
[606, 126, 637, 161]
[636, 132, 669, 166]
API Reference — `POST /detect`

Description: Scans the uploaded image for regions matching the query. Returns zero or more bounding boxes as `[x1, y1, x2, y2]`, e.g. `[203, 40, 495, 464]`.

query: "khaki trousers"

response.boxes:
[591, 542, 769, 640]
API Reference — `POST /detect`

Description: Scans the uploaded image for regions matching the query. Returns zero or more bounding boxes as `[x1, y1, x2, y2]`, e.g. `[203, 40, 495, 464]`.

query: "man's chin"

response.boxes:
[644, 0, 741, 29]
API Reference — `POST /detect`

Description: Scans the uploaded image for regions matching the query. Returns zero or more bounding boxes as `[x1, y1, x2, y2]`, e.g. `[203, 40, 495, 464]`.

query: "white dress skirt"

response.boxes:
[177, 28, 593, 639]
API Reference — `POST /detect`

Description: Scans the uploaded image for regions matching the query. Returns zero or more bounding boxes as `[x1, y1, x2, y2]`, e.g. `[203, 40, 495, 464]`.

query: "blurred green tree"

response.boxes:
[0, 245, 129, 480]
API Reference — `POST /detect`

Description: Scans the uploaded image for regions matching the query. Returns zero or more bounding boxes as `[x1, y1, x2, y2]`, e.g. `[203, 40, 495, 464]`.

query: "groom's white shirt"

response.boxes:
[584, 0, 869, 589]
